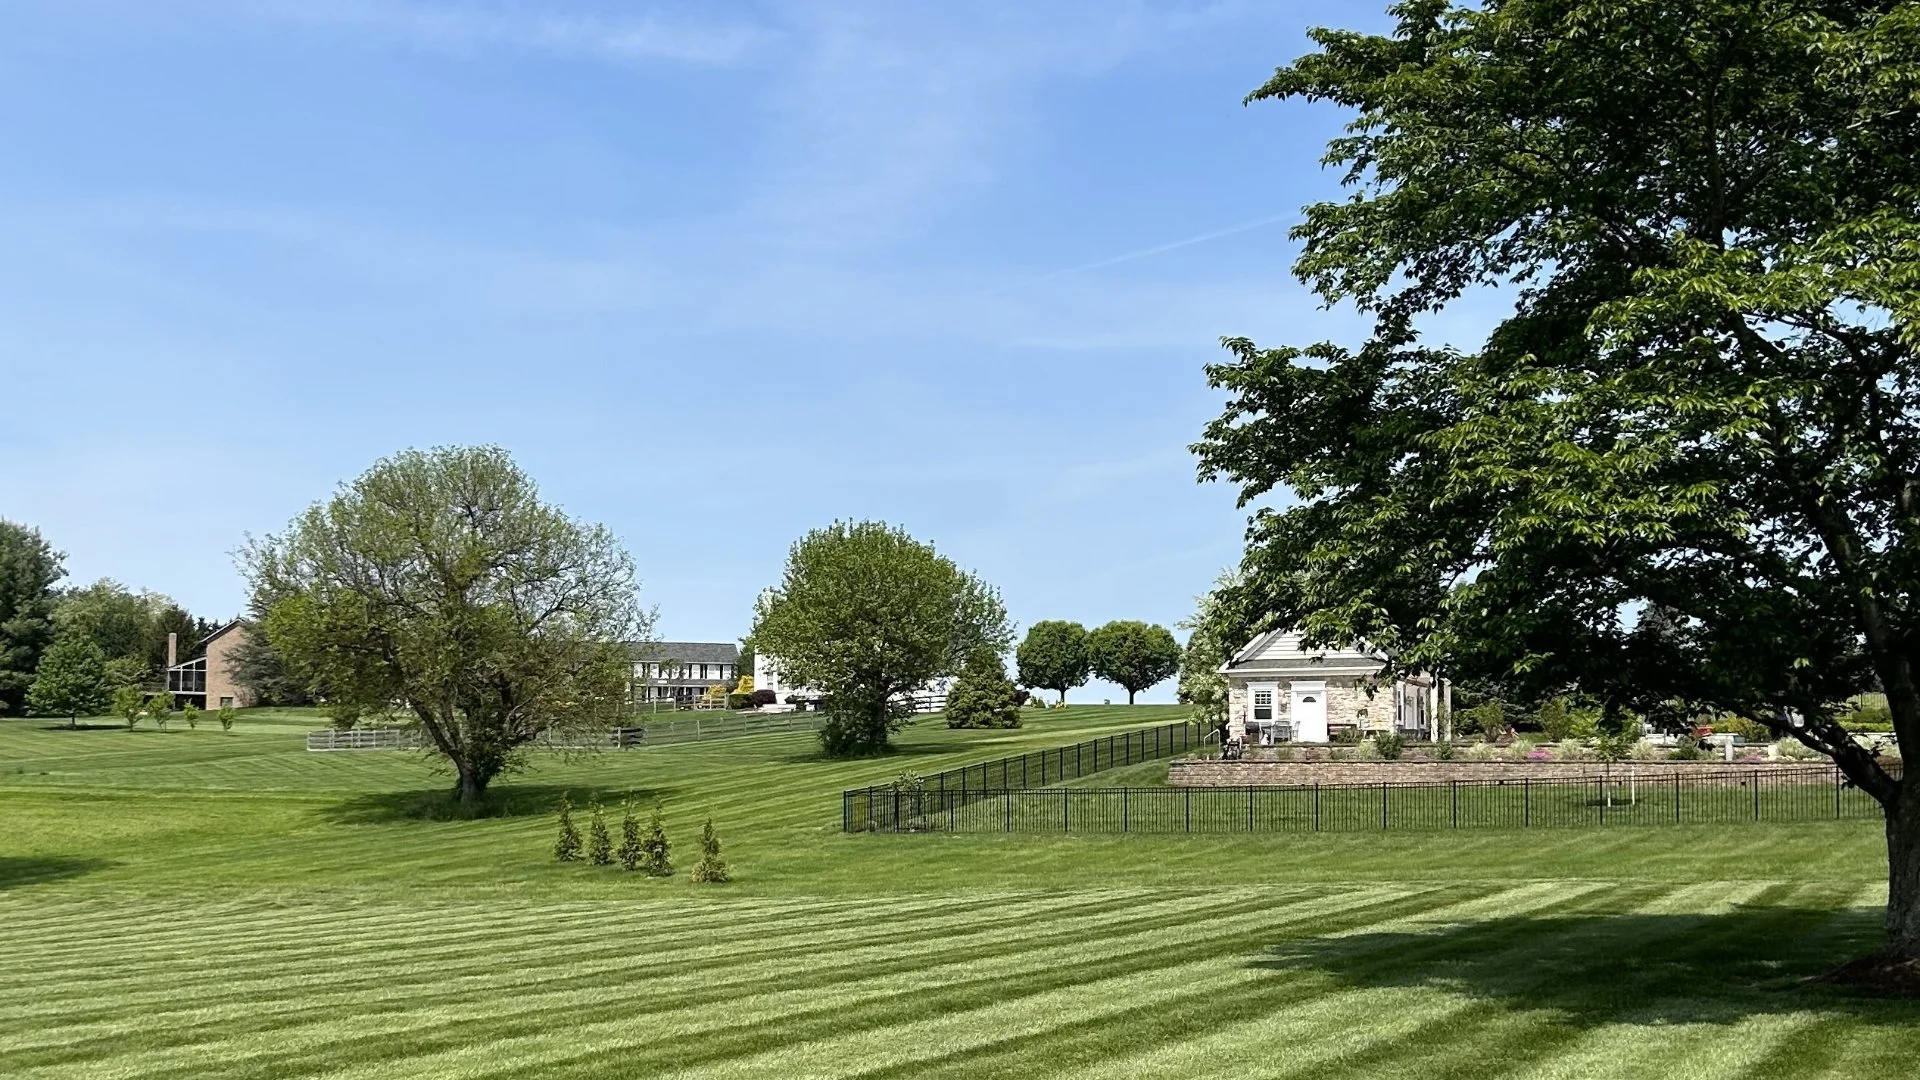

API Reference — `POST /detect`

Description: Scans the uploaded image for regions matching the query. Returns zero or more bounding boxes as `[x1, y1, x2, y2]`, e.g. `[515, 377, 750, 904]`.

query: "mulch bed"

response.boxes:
[1814, 955, 1920, 996]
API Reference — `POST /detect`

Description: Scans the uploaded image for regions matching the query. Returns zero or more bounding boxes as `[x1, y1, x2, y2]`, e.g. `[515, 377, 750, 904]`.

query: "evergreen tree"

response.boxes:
[586, 799, 612, 866]
[640, 804, 672, 877]
[690, 818, 730, 884]
[553, 792, 582, 862]
[616, 801, 642, 871]
[944, 650, 1021, 729]
[24, 633, 110, 728]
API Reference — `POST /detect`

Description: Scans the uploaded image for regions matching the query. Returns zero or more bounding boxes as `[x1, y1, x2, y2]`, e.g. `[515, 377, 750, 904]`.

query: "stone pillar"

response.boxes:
[166, 632, 177, 670]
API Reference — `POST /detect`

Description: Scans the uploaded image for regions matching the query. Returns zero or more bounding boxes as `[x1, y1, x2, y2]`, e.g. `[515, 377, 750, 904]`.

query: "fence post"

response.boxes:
[1063, 788, 1070, 832]
[1123, 787, 1130, 833]
[893, 789, 901, 833]
[1674, 774, 1681, 823]
[1314, 783, 1321, 832]
[1248, 786, 1254, 832]
[1006, 790, 1013, 833]
[1381, 782, 1389, 830]
[1835, 768, 1842, 818]
[1753, 771, 1760, 820]
[1599, 778, 1605, 826]
[843, 792, 850, 832]
[1524, 779, 1531, 828]
[1185, 785, 1191, 833]
[1451, 780, 1458, 828]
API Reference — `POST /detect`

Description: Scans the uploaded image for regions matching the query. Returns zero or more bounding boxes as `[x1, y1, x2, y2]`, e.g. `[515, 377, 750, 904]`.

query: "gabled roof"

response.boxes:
[627, 641, 740, 664]
[1221, 628, 1389, 675]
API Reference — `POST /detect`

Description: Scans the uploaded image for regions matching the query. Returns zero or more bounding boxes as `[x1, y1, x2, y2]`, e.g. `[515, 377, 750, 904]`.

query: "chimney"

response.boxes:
[167, 632, 178, 669]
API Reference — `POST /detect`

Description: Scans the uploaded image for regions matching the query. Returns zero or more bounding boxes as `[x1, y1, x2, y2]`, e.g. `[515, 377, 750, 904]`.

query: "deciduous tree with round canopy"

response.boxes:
[1016, 620, 1089, 704]
[1087, 620, 1182, 705]
[752, 521, 1010, 756]
[1194, 0, 1920, 967]
[243, 446, 649, 803]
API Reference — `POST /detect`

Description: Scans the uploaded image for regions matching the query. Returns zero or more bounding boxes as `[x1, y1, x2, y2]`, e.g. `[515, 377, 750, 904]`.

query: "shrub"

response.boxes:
[1842, 701, 1893, 732]
[690, 818, 731, 884]
[113, 684, 145, 730]
[180, 704, 201, 730]
[553, 792, 582, 862]
[1716, 715, 1772, 742]
[1331, 726, 1362, 745]
[750, 689, 776, 707]
[1629, 739, 1660, 761]
[1013, 688, 1031, 706]
[1462, 701, 1506, 741]
[641, 805, 673, 877]
[1537, 698, 1574, 742]
[1507, 737, 1538, 761]
[1668, 740, 1706, 761]
[726, 692, 752, 710]
[1435, 740, 1456, 761]
[217, 706, 236, 732]
[1373, 731, 1407, 761]
[587, 799, 612, 866]
[616, 801, 643, 871]
[1777, 739, 1823, 761]
[1271, 745, 1297, 762]
[146, 692, 173, 730]
[1555, 741, 1587, 762]
[1465, 740, 1500, 761]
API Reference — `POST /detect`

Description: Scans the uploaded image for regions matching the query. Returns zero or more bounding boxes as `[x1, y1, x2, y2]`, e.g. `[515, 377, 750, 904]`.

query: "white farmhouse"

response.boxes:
[1222, 629, 1449, 745]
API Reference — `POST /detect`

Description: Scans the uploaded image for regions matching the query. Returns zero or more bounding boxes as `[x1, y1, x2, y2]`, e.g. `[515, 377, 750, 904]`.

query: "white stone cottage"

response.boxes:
[1222, 630, 1449, 745]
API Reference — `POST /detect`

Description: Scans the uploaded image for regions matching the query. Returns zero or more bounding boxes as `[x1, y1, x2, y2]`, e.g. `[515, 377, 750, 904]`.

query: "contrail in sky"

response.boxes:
[1030, 212, 1292, 282]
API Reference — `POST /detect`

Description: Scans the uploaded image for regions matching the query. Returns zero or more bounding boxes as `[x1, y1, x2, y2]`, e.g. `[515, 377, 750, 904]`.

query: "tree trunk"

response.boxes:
[454, 763, 486, 805]
[1888, 786, 1920, 960]
[1059, 689, 1067, 705]
[1128, 689, 1137, 705]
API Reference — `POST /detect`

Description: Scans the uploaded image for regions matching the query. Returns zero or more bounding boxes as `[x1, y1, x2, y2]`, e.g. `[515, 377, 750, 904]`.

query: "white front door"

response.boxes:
[1291, 681, 1328, 742]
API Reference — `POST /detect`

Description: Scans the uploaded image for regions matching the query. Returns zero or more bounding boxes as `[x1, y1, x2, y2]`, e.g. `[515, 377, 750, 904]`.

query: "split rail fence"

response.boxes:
[306, 710, 823, 752]
[844, 765, 1882, 833]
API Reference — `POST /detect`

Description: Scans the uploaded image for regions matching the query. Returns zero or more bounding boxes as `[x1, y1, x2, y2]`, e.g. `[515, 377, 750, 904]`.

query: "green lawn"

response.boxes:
[1, 705, 1915, 1078]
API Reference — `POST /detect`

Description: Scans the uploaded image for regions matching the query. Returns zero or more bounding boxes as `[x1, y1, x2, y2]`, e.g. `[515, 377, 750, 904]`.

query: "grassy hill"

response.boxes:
[0, 705, 1913, 1078]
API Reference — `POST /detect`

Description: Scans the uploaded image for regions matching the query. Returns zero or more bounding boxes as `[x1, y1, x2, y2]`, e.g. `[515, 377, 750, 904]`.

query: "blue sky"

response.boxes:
[1, 1, 1393, 702]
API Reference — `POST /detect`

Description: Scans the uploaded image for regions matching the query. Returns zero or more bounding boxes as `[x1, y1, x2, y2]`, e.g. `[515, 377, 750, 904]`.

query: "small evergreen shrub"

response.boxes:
[727, 692, 752, 710]
[616, 801, 643, 871]
[553, 792, 582, 862]
[1373, 731, 1407, 760]
[690, 818, 731, 884]
[641, 805, 673, 877]
[586, 799, 612, 866]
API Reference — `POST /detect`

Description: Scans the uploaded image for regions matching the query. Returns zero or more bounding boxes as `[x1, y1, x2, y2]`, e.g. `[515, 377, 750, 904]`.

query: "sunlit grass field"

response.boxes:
[1, 704, 1915, 1078]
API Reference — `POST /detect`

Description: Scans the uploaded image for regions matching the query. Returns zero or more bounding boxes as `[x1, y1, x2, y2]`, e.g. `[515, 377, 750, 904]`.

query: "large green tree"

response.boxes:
[243, 446, 649, 803]
[752, 521, 1010, 756]
[1194, 1, 1920, 962]
[52, 580, 199, 686]
[1087, 620, 1182, 705]
[1016, 621, 1090, 704]
[26, 633, 111, 728]
[0, 520, 64, 716]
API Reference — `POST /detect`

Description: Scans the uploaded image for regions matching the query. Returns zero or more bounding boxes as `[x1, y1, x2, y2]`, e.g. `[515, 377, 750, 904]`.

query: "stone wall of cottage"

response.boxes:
[1168, 759, 1847, 787]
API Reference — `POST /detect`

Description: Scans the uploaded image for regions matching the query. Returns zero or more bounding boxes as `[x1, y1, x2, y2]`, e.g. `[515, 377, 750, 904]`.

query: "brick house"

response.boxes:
[164, 620, 254, 711]
[1222, 629, 1449, 745]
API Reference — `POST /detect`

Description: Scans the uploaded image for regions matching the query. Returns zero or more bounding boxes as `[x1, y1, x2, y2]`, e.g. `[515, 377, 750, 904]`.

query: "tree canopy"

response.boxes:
[1193, 0, 1920, 959]
[1087, 620, 1182, 705]
[751, 521, 1010, 756]
[27, 633, 111, 728]
[0, 520, 64, 716]
[244, 446, 648, 803]
[1016, 621, 1090, 704]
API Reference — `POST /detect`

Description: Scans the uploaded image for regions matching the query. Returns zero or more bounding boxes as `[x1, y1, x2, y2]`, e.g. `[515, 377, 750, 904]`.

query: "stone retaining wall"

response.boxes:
[1167, 759, 1848, 788]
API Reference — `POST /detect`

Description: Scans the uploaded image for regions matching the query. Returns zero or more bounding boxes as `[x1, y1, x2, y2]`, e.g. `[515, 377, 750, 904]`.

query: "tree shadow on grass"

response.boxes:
[35, 723, 125, 732]
[322, 783, 683, 824]
[776, 743, 984, 766]
[0, 856, 117, 890]
[1250, 905, 1920, 1020]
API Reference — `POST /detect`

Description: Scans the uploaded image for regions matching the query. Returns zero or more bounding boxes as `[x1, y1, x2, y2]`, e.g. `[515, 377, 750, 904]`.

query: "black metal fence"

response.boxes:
[844, 766, 1883, 833]
[841, 721, 1199, 830]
